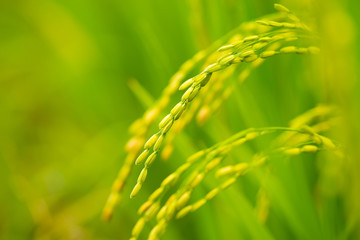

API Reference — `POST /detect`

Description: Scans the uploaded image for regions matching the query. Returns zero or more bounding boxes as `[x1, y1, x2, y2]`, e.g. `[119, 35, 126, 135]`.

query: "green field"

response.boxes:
[1, 0, 360, 239]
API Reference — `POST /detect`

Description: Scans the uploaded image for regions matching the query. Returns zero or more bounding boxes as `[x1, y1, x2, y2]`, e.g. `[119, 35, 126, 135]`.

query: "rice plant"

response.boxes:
[101, 3, 355, 240]
[1, 1, 359, 240]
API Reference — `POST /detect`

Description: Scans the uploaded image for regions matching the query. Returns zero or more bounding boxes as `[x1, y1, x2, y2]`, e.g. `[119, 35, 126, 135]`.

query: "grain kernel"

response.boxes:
[145, 152, 158, 167]
[176, 191, 191, 210]
[130, 183, 142, 198]
[132, 218, 145, 237]
[206, 188, 219, 200]
[159, 114, 172, 129]
[221, 177, 237, 189]
[161, 173, 178, 187]
[301, 145, 318, 153]
[135, 149, 150, 165]
[179, 79, 193, 91]
[190, 173, 205, 188]
[154, 134, 164, 151]
[284, 148, 301, 155]
[274, 3, 290, 13]
[149, 188, 164, 201]
[217, 44, 234, 52]
[144, 133, 159, 149]
[260, 50, 277, 58]
[216, 166, 234, 178]
[176, 205, 193, 219]
[192, 199, 207, 211]
[137, 169, 148, 183]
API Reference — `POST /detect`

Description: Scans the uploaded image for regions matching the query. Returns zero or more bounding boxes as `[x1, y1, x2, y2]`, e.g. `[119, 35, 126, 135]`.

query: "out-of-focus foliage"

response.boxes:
[0, 0, 359, 239]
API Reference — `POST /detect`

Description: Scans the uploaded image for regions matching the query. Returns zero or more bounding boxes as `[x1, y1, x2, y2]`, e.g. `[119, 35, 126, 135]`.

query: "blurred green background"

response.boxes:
[1, 0, 359, 239]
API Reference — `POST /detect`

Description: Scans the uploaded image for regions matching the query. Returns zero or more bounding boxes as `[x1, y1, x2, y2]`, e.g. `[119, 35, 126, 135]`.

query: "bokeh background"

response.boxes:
[1, 0, 359, 239]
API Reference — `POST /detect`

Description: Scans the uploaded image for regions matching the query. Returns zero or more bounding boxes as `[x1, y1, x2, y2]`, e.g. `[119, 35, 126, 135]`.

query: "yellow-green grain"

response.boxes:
[301, 145, 318, 153]
[144, 202, 160, 220]
[132, 217, 145, 237]
[284, 148, 301, 155]
[135, 149, 150, 165]
[138, 200, 153, 214]
[144, 134, 159, 149]
[176, 191, 192, 210]
[154, 135, 164, 152]
[138, 169, 148, 184]
[192, 199, 207, 211]
[274, 3, 290, 13]
[149, 188, 164, 201]
[145, 152, 158, 167]
[190, 173, 205, 188]
[221, 177, 237, 189]
[260, 50, 278, 58]
[243, 35, 259, 42]
[178, 79, 193, 91]
[217, 44, 234, 52]
[159, 114, 172, 129]
[243, 54, 259, 62]
[176, 205, 193, 219]
[215, 166, 234, 178]
[161, 173, 178, 188]
[130, 183, 142, 199]
[280, 46, 297, 53]
[205, 188, 220, 200]
[205, 157, 223, 172]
